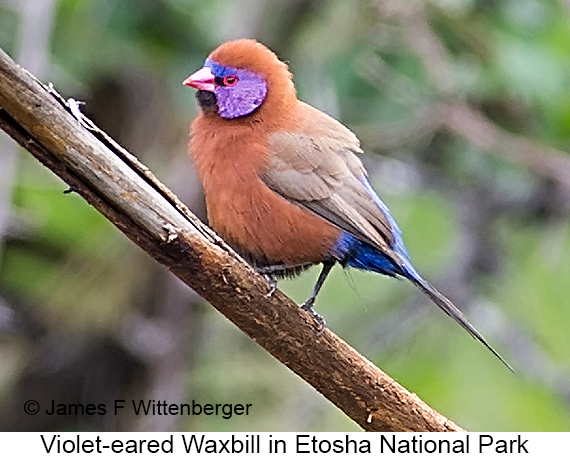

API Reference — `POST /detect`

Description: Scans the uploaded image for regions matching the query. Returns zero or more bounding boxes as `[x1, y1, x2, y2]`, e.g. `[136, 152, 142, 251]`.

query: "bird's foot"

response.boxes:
[301, 300, 326, 335]
[263, 275, 277, 297]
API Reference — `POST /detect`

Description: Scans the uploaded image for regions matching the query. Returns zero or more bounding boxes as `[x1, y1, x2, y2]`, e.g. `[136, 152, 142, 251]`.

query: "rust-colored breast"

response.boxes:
[190, 115, 339, 267]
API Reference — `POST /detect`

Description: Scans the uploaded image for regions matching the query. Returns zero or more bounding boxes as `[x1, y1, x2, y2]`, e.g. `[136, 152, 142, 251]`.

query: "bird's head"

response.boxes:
[184, 39, 296, 120]
[184, 59, 268, 119]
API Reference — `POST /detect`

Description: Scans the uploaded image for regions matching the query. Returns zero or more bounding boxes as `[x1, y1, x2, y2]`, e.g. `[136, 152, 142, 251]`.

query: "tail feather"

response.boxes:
[409, 275, 514, 372]
[337, 233, 513, 371]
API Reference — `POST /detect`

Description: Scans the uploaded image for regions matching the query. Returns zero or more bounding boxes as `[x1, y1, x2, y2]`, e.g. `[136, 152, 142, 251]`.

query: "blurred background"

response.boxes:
[0, 0, 570, 432]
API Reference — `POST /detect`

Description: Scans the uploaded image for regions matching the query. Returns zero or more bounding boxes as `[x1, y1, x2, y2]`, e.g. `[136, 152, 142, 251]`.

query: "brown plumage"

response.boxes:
[184, 39, 512, 370]
[189, 40, 345, 268]
[191, 109, 341, 267]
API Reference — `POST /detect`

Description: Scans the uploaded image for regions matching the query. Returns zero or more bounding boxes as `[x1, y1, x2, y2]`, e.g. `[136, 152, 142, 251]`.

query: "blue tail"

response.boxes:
[329, 176, 512, 371]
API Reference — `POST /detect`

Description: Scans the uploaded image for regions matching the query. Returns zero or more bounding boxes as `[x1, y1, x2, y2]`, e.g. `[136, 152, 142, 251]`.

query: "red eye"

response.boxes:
[223, 75, 239, 86]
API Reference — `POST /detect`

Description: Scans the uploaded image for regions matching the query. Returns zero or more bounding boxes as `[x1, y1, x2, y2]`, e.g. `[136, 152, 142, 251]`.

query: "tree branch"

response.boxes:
[0, 45, 463, 432]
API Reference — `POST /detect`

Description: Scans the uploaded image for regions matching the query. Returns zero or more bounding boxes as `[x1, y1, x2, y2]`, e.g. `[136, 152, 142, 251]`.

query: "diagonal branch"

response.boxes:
[0, 45, 462, 432]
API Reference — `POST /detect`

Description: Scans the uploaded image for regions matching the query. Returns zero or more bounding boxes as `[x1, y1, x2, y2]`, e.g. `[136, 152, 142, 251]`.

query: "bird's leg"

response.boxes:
[256, 262, 315, 297]
[256, 265, 286, 275]
[255, 262, 314, 275]
[301, 261, 334, 332]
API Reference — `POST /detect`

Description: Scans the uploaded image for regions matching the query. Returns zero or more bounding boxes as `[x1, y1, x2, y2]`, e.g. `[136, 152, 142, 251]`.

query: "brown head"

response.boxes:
[184, 39, 298, 127]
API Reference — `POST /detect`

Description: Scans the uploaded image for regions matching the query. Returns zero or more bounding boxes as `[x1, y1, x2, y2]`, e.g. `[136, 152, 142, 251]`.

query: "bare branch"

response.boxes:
[0, 45, 463, 432]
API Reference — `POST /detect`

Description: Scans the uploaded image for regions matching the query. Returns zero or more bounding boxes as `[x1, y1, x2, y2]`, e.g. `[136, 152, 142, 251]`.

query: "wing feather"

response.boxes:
[262, 102, 396, 253]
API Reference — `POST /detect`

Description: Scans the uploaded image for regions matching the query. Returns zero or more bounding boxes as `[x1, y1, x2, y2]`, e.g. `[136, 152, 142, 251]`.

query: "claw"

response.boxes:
[264, 274, 277, 297]
[301, 300, 326, 334]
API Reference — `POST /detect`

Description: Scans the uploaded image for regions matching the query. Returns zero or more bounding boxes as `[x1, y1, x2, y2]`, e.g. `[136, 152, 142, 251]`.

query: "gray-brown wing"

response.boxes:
[262, 119, 395, 252]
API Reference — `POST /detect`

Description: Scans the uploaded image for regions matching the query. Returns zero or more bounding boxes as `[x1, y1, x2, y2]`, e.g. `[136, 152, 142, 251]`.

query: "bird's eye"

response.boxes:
[222, 75, 239, 86]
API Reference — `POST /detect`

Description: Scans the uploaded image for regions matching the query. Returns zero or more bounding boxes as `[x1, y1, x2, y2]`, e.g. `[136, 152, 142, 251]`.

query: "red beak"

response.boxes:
[183, 67, 216, 91]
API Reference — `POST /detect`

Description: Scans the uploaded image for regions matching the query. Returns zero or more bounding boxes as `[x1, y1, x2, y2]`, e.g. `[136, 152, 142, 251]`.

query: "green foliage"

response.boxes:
[1, 0, 569, 432]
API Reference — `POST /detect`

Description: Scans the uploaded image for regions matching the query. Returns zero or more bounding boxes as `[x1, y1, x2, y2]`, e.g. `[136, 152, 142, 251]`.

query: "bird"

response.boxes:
[183, 39, 511, 370]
